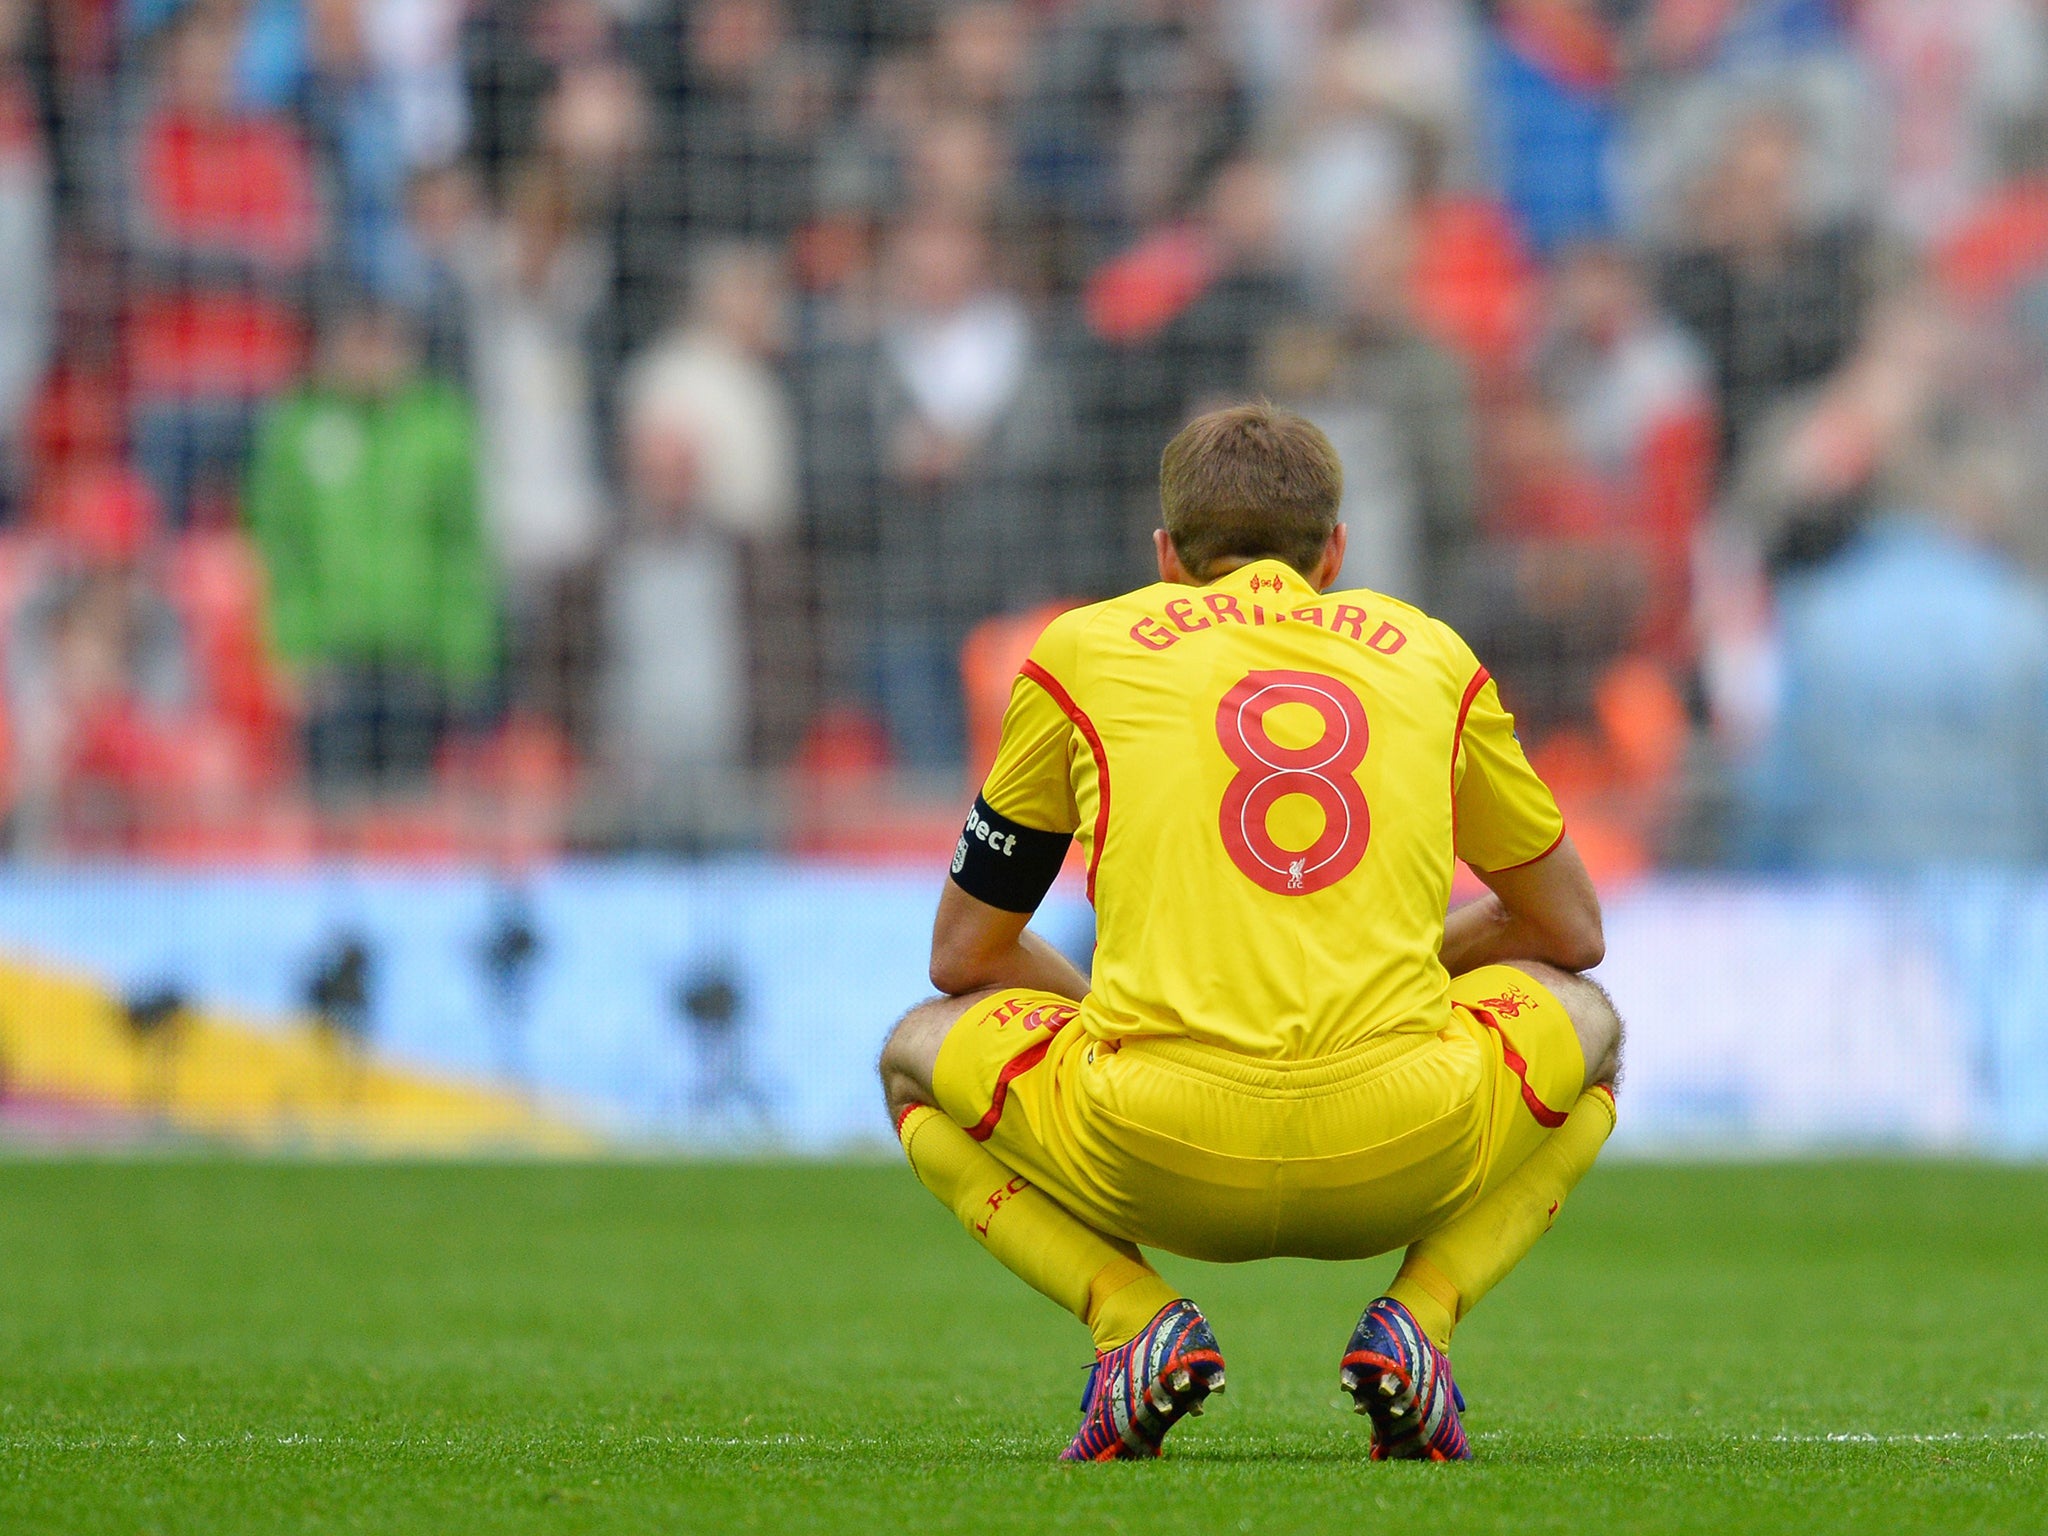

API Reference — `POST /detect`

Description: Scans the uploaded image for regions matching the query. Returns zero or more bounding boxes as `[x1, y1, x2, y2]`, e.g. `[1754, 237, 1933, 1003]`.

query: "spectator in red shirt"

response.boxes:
[122, 1, 322, 525]
[1535, 243, 1716, 661]
[5, 466, 193, 853]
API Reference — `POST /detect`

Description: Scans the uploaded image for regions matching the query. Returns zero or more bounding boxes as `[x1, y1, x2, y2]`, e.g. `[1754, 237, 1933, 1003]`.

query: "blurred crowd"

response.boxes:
[6, 0, 2048, 866]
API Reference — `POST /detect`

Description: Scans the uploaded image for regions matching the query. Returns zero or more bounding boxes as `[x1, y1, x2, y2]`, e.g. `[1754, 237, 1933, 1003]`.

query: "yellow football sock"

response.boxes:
[898, 1103, 1178, 1352]
[1388, 1085, 1617, 1353]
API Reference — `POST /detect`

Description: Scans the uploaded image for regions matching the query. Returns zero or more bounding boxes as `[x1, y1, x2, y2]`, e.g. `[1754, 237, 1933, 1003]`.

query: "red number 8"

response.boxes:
[1216, 669, 1370, 895]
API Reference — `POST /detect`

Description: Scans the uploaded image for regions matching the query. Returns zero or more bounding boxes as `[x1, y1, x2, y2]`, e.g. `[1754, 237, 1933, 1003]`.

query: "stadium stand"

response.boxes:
[2, 0, 2047, 873]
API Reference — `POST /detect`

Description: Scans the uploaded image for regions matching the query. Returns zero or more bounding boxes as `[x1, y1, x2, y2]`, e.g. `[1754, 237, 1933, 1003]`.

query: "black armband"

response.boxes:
[949, 795, 1072, 913]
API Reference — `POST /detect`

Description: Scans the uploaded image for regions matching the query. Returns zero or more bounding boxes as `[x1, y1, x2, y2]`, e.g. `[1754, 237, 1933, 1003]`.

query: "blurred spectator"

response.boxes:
[1461, 393, 1645, 737]
[1657, 105, 1875, 464]
[607, 242, 795, 840]
[1626, 0, 1874, 256]
[1242, 0, 1475, 157]
[1403, 192, 1543, 383]
[177, 0, 469, 298]
[537, 43, 661, 373]
[1278, 0, 1477, 293]
[809, 212, 1071, 767]
[323, 0, 472, 299]
[34, 0, 111, 208]
[1542, 244, 1711, 480]
[904, 111, 1011, 229]
[1720, 284, 1952, 574]
[1018, 0, 1250, 245]
[1479, 0, 1619, 256]
[1934, 115, 2048, 330]
[871, 211, 1039, 762]
[815, 26, 1027, 244]
[462, 0, 613, 189]
[1261, 209, 1478, 607]
[1082, 156, 1291, 359]
[1739, 432, 2048, 866]
[1151, 157, 1297, 412]
[640, 0, 832, 246]
[874, 211, 1029, 434]
[1083, 156, 1296, 568]
[360, 0, 469, 170]
[0, 0, 50, 512]
[934, 2, 1031, 122]
[622, 244, 795, 543]
[123, 0, 322, 525]
[6, 467, 190, 852]
[394, 161, 477, 384]
[1853, 0, 2048, 242]
[243, 297, 494, 793]
[815, 46, 933, 225]
[1412, 234, 1713, 770]
[1536, 242, 1715, 655]
[452, 158, 607, 747]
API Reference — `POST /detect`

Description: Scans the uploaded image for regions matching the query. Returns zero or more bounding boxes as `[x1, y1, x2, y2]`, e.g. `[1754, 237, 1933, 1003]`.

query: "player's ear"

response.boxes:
[1155, 529, 1194, 585]
[1312, 524, 1348, 592]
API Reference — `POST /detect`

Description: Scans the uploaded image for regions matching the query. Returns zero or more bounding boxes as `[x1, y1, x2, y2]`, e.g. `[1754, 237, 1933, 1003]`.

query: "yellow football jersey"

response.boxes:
[974, 557, 1565, 1059]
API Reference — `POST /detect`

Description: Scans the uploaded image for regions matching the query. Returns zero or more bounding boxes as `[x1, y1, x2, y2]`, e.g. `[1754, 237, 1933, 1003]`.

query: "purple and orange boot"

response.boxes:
[1338, 1296, 1471, 1460]
[1060, 1299, 1225, 1461]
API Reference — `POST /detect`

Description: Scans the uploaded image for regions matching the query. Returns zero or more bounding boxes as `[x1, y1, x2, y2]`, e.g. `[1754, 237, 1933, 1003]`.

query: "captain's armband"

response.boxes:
[949, 795, 1072, 913]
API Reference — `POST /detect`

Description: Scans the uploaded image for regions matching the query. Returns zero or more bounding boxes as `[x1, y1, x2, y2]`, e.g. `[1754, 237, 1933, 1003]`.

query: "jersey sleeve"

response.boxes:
[980, 667, 1081, 834]
[1449, 642, 1566, 873]
[948, 615, 1084, 912]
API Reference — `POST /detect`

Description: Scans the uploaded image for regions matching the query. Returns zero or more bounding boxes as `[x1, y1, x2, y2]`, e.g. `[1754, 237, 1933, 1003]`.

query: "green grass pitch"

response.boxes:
[2, 1160, 2044, 1533]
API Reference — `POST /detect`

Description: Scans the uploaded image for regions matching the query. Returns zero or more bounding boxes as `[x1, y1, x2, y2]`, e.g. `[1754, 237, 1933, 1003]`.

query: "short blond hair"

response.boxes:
[1159, 403, 1343, 579]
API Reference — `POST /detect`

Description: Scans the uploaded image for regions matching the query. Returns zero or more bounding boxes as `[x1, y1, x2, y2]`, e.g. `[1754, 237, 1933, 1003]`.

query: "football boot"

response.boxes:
[1060, 1299, 1225, 1461]
[1338, 1296, 1471, 1461]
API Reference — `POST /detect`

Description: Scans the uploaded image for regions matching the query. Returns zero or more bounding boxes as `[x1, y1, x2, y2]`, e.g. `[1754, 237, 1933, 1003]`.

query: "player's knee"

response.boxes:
[1566, 976, 1623, 1091]
[1517, 961, 1623, 1093]
[876, 1005, 922, 1116]
[877, 998, 953, 1119]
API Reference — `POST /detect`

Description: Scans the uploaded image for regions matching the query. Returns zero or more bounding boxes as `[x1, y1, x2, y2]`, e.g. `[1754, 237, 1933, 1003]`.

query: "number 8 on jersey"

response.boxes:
[1215, 669, 1371, 895]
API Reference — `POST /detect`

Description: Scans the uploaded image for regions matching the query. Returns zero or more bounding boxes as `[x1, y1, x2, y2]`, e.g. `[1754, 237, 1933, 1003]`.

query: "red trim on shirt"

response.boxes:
[1450, 665, 1490, 848]
[1474, 825, 1568, 876]
[1457, 1001, 1570, 1129]
[1019, 659, 1109, 904]
[1453, 666, 1491, 759]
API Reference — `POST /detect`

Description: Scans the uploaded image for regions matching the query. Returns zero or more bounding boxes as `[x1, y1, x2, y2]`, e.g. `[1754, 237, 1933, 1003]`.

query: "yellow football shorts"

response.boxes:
[930, 965, 1586, 1264]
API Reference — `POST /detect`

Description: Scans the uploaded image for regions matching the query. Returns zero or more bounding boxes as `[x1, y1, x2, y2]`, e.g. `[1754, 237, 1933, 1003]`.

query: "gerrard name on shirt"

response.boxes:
[1129, 592, 1408, 655]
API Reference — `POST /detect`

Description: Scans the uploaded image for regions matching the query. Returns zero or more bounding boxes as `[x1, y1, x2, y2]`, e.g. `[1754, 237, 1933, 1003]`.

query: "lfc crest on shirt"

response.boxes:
[1478, 984, 1535, 1018]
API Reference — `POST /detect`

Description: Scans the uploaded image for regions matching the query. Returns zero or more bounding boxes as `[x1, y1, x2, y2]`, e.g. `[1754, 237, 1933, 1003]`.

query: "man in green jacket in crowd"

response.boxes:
[244, 296, 498, 791]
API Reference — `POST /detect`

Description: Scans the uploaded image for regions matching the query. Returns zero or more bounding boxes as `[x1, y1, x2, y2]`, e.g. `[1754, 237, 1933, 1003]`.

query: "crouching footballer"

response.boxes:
[880, 403, 1621, 1462]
